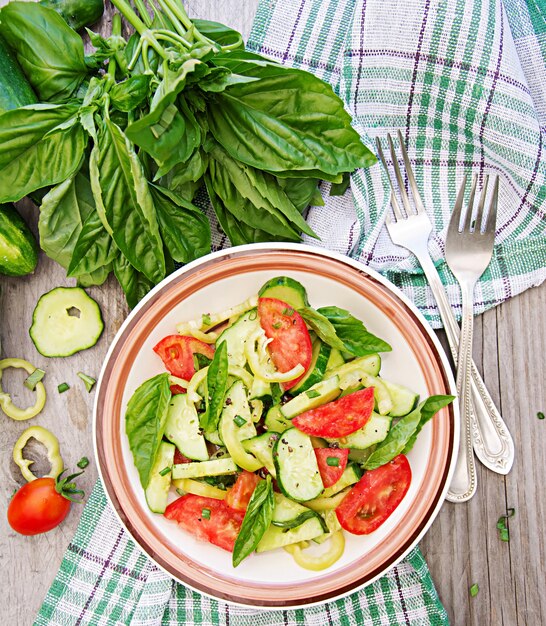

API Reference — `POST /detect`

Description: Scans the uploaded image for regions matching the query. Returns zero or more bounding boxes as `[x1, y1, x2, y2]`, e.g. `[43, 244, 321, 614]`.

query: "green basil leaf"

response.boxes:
[232, 476, 274, 567]
[192, 19, 244, 50]
[125, 373, 172, 488]
[76, 263, 112, 288]
[110, 75, 150, 112]
[298, 307, 346, 351]
[317, 306, 392, 355]
[161, 148, 207, 201]
[149, 184, 211, 263]
[0, 104, 86, 202]
[278, 177, 324, 211]
[1, 2, 89, 101]
[113, 253, 155, 309]
[364, 395, 455, 470]
[271, 510, 317, 529]
[125, 31, 160, 76]
[91, 117, 165, 283]
[68, 208, 118, 277]
[207, 69, 376, 177]
[202, 341, 229, 433]
[329, 172, 351, 196]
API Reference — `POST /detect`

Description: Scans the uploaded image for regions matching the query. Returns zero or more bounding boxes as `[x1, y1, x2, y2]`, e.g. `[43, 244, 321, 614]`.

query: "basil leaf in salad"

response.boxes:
[364, 395, 455, 470]
[317, 306, 392, 356]
[202, 341, 229, 433]
[125, 373, 172, 488]
[233, 476, 274, 567]
[297, 307, 346, 351]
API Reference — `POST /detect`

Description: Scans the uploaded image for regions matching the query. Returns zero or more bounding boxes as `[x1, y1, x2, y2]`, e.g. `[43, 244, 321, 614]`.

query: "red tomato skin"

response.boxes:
[336, 455, 412, 535]
[173, 449, 192, 465]
[153, 335, 215, 382]
[170, 384, 186, 395]
[164, 494, 245, 552]
[225, 471, 261, 511]
[8, 478, 71, 536]
[292, 387, 375, 438]
[258, 298, 312, 390]
[314, 448, 349, 488]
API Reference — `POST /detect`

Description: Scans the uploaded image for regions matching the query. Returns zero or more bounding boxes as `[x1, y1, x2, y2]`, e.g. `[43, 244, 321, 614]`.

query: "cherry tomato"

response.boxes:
[258, 297, 312, 390]
[164, 494, 245, 552]
[225, 471, 261, 511]
[335, 455, 411, 535]
[314, 448, 349, 488]
[8, 478, 71, 536]
[153, 335, 215, 382]
[292, 387, 375, 438]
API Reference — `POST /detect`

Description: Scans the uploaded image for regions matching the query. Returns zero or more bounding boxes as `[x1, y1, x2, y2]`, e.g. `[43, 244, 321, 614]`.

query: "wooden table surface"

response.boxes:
[1, 1, 545, 624]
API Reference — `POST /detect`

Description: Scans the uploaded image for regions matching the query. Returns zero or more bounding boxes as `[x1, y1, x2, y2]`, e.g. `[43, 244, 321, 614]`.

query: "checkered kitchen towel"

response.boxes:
[37, 0, 546, 624]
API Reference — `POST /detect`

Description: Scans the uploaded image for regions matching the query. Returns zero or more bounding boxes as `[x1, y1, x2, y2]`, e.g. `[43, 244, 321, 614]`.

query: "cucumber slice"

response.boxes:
[258, 276, 309, 309]
[325, 354, 381, 379]
[249, 375, 271, 400]
[164, 394, 209, 461]
[313, 510, 342, 544]
[321, 463, 362, 498]
[327, 412, 392, 450]
[264, 404, 292, 433]
[145, 442, 175, 513]
[172, 457, 238, 479]
[216, 309, 261, 368]
[281, 375, 340, 419]
[381, 379, 420, 417]
[274, 428, 323, 501]
[30, 287, 104, 357]
[289, 339, 331, 395]
[325, 348, 345, 370]
[243, 431, 280, 476]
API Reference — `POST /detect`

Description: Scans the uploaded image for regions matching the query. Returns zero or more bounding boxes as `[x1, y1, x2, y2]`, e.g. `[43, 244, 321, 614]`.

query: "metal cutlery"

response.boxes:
[375, 132, 514, 478]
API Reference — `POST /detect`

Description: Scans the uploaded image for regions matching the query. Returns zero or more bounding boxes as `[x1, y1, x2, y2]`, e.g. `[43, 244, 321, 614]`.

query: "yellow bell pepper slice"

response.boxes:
[0, 358, 46, 420]
[173, 478, 227, 500]
[13, 425, 63, 482]
[284, 530, 345, 570]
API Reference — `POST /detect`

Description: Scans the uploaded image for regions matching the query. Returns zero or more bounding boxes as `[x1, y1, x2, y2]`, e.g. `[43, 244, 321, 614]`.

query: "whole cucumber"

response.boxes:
[0, 34, 38, 114]
[0, 204, 39, 277]
[39, 0, 104, 31]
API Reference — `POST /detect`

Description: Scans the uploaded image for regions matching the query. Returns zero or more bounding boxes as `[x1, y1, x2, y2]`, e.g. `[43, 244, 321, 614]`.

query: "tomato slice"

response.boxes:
[173, 448, 192, 465]
[153, 335, 215, 382]
[258, 297, 312, 390]
[335, 455, 411, 535]
[292, 387, 375, 438]
[170, 384, 186, 395]
[164, 494, 245, 552]
[225, 471, 261, 511]
[314, 448, 349, 488]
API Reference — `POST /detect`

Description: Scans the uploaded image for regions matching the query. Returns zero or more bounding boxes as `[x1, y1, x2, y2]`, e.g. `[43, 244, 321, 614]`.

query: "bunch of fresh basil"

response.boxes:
[0, 0, 376, 306]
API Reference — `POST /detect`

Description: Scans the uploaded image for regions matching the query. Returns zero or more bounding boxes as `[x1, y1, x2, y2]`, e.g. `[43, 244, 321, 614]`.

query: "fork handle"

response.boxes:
[446, 281, 478, 502]
[415, 250, 514, 474]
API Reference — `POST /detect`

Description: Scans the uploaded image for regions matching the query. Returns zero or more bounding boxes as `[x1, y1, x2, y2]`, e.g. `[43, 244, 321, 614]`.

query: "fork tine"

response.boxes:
[448, 175, 468, 237]
[484, 175, 499, 234]
[387, 134, 413, 217]
[375, 137, 404, 221]
[396, 130, 426, 215]
[474, 175, 489, 233]
[462, 175, 478, 232]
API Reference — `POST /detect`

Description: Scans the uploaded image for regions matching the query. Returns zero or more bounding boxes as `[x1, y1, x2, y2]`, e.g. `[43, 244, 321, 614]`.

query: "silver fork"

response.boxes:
[376, 131, 514, 476]
[444, 175, 498, 502]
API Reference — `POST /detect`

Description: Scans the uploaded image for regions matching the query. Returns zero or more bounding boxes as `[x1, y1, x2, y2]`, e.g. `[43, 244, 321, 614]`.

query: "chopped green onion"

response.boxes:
[282, 308, 294, 316]
[496, 508, 515, 542]
[77, 372, 96, 392]
[159, 466, 171, 477]
[233, 414, 247, 427]
[326, 456, 340, 467]
[57, 382, 70, 393]
[306, 390, 320, 399]
[24, 368, 45, 391]
[248, 310, 258, 321]
[537, 411, 545, 420]
[202, 313, 211, 326]
[77, 457, 90, 469]
[470, 583, 479, 597]
[272, 322, 282, 329]
[201, 507, 211, 519]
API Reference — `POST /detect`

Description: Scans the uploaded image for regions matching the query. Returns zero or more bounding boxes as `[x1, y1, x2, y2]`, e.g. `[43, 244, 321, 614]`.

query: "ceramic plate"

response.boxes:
[94, 243, 458, 608]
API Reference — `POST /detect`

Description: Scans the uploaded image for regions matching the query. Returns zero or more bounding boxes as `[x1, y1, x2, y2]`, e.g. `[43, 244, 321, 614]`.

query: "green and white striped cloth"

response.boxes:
[37, 0, 546, 624]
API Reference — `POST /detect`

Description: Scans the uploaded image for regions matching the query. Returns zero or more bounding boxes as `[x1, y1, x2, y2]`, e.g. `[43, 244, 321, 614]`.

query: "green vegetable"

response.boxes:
[233, 415, 247, 427]
[125, 373, 172, 488]
[470, 583, 479, 598]
[496, 508, 515, 542]
[537, 411, 545, 420]
[0, 203, 39, 276]
[326, 456, 340, 467]
[298, 307, 346, 351]
[232, 475, 274, 567]
[77, 456, 90, 469]
[77, 372, 96, 392]
[0, 33, 37, 113]
[57, 382, 70, 393]
[24, 368, 46, 391]
[202, 341, 229, 433]
[40, 0, 104, 31]
[159, 466, 171, 477]
[201, 507, 211, 520]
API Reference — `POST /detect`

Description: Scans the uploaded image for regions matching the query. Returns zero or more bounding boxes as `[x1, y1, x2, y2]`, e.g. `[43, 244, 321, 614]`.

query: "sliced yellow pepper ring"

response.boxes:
[245, 329, 304, 383]
[173, 477, 227, 500]
[176, 295, 259, 335]
[186, 367, 208, 404]
[0, 358, 47, 420]
[284, 530, 345, 571]
[13, 425, 64, 482]
[227, 365, 254, 390]
[303, 488, 350, 511]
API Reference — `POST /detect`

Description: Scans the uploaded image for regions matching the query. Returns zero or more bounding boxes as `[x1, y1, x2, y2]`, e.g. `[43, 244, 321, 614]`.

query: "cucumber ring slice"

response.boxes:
[30, 287, 104, 357]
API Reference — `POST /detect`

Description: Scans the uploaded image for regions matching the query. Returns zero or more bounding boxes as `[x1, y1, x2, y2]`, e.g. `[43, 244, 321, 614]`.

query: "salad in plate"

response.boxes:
[124, 276, 453, 570]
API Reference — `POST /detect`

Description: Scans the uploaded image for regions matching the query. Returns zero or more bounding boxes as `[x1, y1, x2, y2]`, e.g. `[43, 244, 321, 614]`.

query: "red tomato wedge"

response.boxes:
[292, 387, 375, 438]
[173, 448, 192, 465]
[164, 494, 245, 552]
[314, 448, 349, 488]
[170, 384, 186, 395]
[153, 335, 215, 382]
[335, 455, 411, 535]
[258, 297, 312, 390]
[225, 471, 261, 511]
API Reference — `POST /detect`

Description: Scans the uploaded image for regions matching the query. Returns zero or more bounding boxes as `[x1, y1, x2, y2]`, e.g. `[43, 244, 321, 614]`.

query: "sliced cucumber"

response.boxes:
[243, 431, 280, 476]
[325, 348, 345, 370]
[172, 457, 238, 480]
[321, 462, 362, 498]
[264, 404, 292, 433]
[258, 276, 309, 309]
[338, 368, 393, 415]
[325, 354, 381, 379]
[164, 394, 208, 461]
[327, 412, 392, 450]
[204, 430, 223, 446]
[30, 287, 104, 357]
[216, 309, 261, 368]
[281, 375, 340, 419]
[348, 445, 376, 465]
[382, 379, 420, 417]
[289, 339, 331, 396]
[274, 428, 323, 501]
[313, 510, 342, 544]
[145, 442, 175, 513]
[256, 493, 325, 552]
[249, 375, 271, 400]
